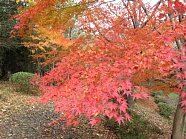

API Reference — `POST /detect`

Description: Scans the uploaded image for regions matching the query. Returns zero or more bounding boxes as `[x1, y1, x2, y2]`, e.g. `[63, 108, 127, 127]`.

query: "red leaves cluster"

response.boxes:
[35, 44, 136, 126]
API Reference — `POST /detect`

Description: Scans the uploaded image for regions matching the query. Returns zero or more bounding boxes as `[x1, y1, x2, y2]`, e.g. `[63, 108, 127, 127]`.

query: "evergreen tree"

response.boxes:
[0, 0, 34, 79]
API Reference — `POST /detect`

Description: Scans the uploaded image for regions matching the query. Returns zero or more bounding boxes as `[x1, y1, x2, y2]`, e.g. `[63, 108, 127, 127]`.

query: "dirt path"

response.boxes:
[0, 90, 117, 139]
[0, 105, 117, 139]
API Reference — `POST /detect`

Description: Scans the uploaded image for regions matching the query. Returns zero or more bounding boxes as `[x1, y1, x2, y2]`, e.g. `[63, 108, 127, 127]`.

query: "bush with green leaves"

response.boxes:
[151, 90, 167, 104]
[154, 96, 167, 104]
[157, 102, 175, 118]
[9, 72, 39, 94]
[151, 90, 164, 97]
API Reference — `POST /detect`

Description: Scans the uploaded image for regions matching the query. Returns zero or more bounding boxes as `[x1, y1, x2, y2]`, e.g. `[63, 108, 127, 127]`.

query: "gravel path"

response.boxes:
[0, 92, 117, 139]
[0, 105, 117, 139]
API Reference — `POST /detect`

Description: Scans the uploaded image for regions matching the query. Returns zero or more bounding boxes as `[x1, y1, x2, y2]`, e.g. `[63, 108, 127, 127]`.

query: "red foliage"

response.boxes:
[13, 0, 186, 127]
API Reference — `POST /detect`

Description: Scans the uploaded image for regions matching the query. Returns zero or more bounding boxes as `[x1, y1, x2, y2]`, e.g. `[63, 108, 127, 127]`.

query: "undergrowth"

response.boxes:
[104, 110, 163, 139]
[9, 72, 39, 95]
[152, 91, 178, 119]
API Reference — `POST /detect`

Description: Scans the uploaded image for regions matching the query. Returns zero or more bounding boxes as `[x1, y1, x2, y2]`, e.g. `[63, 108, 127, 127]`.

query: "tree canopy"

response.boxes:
[12, 0, 186, 132]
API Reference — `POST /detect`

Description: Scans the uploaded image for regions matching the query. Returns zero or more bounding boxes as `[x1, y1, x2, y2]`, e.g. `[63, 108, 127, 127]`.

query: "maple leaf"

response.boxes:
[116, 115, 124, 126]
[105, 110, 118, 119]
[132, 93, 142, 99]
[118, 103, 127, 113]
[89, 118, 100, 127]
[140, 92, 149, 99]
[125, 113, 131, 121]
[178, 83, 183, 89]
[75, 107, 83, 116]
[181, 92, 186, 100]
[105, 110, 112, 119]
[175, 72, 184, 80]
[175, 62, 185, 69]
[180, 100, 186, 108]
[124, 89, 132, 96]
[107, 102, 117, 111]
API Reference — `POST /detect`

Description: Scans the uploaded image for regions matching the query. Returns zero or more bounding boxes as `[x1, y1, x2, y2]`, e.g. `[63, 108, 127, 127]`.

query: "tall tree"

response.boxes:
[12, 0, 186, 138]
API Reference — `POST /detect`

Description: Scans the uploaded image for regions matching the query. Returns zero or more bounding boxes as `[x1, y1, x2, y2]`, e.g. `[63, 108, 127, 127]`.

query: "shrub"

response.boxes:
[154, 96, 167, 104]
[9, 72, 39, 95]
[151, 90, 164, 97]
[157, 102, 175, 118]
[0, 88, 9, 101]
[104, 110, 163, 139]
[168, 92, 179, 98]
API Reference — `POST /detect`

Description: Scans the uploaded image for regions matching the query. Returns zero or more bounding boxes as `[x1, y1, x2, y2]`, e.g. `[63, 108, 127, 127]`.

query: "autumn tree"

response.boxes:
[12, 0, 186, 138]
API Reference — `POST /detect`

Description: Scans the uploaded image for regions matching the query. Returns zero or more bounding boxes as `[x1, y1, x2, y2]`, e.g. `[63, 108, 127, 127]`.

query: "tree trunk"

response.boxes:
[171, 97, 185, 139]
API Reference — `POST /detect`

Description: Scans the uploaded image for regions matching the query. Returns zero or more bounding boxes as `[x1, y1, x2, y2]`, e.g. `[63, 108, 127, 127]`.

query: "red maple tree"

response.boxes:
[12, 0, 186, 138]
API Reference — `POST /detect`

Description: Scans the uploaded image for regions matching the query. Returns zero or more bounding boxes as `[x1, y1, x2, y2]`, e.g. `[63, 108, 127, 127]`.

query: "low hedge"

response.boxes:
[157, 102, 175, 118]
[9, 72, 39, 95]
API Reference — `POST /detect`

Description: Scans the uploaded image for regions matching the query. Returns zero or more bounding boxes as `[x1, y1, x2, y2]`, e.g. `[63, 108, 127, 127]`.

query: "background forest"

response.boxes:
[0, 0, 35, 79]
[0, 0, 52, 79]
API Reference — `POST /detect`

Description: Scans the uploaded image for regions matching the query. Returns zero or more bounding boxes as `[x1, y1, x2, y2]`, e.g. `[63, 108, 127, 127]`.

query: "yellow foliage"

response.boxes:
[16, 0, 36, 4]
[31, 49, 35, 54]
[38, 46, 46, 52]
[33, 25, 74, 49]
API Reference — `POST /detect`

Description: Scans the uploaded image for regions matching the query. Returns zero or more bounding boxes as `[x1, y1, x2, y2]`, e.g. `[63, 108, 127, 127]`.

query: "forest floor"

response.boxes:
[0, 81, 182, 139]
